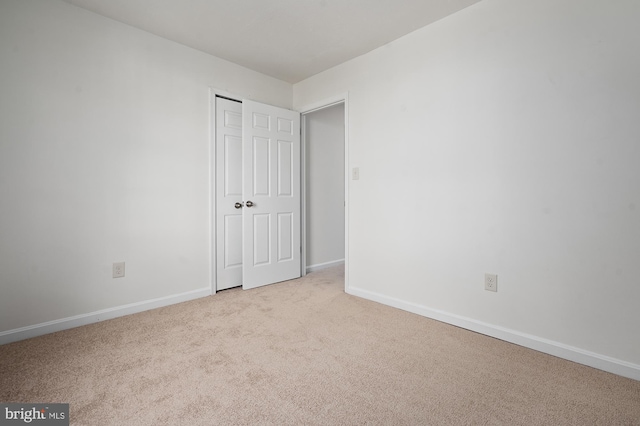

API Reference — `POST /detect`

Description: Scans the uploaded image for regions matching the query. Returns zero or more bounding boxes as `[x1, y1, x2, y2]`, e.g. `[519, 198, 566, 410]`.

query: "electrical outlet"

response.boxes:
[485, 273, 497, 292]
[113, 262, 125, 278]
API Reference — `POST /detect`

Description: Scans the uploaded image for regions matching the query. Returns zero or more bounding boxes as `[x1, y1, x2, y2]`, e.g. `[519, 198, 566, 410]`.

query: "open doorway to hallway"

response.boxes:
[303, 103, 345, 277]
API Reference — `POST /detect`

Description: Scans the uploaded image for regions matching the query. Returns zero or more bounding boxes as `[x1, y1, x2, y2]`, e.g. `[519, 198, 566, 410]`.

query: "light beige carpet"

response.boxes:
[1, 266, 639, 425]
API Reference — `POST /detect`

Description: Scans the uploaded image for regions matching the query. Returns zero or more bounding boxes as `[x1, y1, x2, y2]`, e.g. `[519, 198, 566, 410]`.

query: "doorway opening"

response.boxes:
[301, 103, 345, 276]
[299, 94, 349, 292]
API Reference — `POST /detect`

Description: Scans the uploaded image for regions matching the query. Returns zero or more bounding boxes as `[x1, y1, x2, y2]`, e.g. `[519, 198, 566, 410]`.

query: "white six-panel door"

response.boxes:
[242, 100, 301, 290]
[215, 97, 244, 291]
[215, 97, 301, 291]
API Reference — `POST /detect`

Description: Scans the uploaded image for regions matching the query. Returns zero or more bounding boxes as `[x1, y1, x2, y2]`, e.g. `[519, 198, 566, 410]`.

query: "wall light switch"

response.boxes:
[352, 167, 360, 180]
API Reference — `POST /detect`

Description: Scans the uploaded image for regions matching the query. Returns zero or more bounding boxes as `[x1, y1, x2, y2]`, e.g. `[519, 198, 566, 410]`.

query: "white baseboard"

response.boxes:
[0, 287, 211, 345]
[306, 259, 345, 273]
[346, 286, 640, 381]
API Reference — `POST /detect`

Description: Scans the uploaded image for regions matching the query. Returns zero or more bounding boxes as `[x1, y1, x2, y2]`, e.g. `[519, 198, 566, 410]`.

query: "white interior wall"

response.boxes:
[0, 0, 292, 336]
[294, 0, 640, 376]
[305, 104, 345, 269]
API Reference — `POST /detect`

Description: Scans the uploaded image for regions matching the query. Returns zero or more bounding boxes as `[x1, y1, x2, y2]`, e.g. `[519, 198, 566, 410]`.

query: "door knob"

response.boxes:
[234, 202, 243, 209]
[245, 200, 254, 208]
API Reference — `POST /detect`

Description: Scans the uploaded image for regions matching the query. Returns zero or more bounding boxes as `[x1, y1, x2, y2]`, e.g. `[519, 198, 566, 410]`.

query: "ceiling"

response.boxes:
[61, 0, 482, 83]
